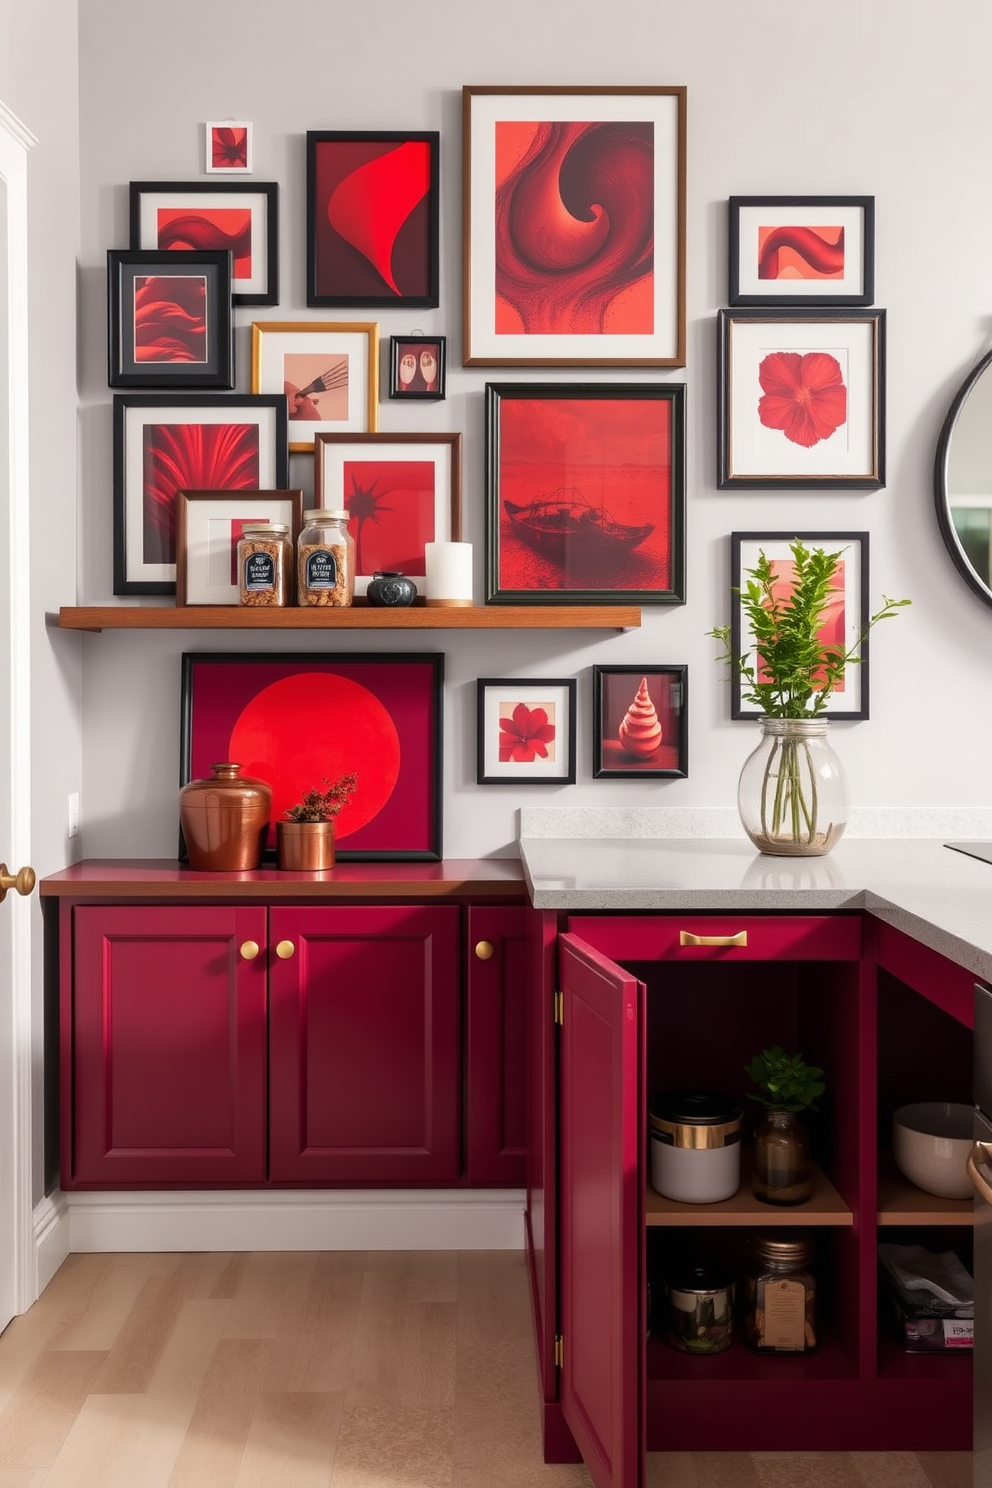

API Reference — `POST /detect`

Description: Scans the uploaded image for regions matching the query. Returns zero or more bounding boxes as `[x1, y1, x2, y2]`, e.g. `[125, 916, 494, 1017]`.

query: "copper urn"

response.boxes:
[179, 762, 272, 872]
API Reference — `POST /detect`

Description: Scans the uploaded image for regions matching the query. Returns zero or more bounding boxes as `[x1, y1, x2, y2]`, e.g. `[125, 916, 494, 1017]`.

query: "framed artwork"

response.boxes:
[130, 180, 279, 306]
[485, 382, 685, 605]
[728, 196, 874, 306]
[717, 308, 885, 490]
[477, 677, 576, 785]
[180, 651, 444, 860]
[113, 393, 289, 595]
[306, 131, 440, 308]
[389, 335, 446, 400]
[729, 532, 870, 720]
[251, 321, 379, 451]
[175, 488, 304, 606]
[205, 121, 252, 174]
[107, 249, 234, 390]
[592, 665, 688, 778]
[462, 85, 686, 367]
[314, 432, 461, 598]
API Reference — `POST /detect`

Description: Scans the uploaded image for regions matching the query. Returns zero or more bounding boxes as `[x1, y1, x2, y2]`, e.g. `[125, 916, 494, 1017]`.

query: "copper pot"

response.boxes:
[276, 820, 336, 871]
[179, 762, 271, 872]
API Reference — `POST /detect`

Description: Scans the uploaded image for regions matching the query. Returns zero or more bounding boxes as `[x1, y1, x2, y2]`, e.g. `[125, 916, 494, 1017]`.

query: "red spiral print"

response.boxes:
[133, 276, 207, 363]
[495, 121, 654, 336]
[142, 422, 260, 566]
[758, 225, 845, 280]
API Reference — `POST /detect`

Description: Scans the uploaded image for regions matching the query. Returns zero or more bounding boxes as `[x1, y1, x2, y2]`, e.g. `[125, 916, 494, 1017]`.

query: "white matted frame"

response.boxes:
[130, 180, 278, 306]
[175, 488, 304, 606]
[477, 677, 577, 785]
[251, 321, 379, 452]
[204, 121, 252, 174]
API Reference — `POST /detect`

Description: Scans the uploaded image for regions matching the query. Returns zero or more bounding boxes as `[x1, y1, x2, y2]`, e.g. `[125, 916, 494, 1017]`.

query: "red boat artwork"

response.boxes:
[503, 487, 654, 565]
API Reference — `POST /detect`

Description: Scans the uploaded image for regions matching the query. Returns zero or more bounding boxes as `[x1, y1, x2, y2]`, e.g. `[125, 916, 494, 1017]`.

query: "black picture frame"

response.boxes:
[129, 179, 279, 307]
[107, 249, 234, 389]
[717, 307, 885, 491]
[728, 195, 875, 307]
[180, 651, 444, 861]
[113, 392, 289, 596]
[728, 531, 871, 721]
[477, 677, 577, 786]
[306, 131, 440, 309]
[484, 382, 686, 606]
[388, 335, 446, 400]
[592, 665, 688, 779]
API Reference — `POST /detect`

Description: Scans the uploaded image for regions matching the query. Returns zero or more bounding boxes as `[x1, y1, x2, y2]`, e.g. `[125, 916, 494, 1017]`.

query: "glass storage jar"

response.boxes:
[297, 509, 355, 607]
[742, 1232, 817, 1353]
[662, 1262, 735, 1355]
[237, 522, 292, 607]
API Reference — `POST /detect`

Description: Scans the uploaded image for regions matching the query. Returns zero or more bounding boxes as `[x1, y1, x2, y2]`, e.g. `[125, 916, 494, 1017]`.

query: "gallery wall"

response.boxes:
[75, 0, 992, 859]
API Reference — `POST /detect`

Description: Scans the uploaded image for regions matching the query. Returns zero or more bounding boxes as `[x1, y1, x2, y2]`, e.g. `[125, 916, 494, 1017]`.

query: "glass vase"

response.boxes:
[738, 718, 848, 857]
[752, 1109, 813, 1205]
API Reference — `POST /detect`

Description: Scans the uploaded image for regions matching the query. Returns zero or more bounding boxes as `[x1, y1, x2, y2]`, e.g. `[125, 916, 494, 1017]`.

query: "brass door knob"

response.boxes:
[276, 940, 295, 959]
[239, 940, 260, 961]
[474, 941, 495, 961]
[0, 863, 36, 904]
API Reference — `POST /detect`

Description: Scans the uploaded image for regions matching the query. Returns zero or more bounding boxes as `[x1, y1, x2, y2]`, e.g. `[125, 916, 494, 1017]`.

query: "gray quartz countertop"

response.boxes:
[518, 834, 992, 983]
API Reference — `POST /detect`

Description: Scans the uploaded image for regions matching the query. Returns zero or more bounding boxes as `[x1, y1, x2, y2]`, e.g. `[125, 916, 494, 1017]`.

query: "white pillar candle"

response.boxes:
[424, 541, 473, 607]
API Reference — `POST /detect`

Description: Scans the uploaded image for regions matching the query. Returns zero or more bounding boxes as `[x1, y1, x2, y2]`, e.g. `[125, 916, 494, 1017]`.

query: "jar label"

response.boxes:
[244, 552, 276, 591]
[305, 548, 338, 590]
[762, 1278, 806, 1350]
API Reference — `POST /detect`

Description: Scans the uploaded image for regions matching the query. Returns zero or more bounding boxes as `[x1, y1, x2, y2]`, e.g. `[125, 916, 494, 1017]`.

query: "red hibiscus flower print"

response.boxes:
[499, 702, 556, 763]
[757, 351, 847, 448]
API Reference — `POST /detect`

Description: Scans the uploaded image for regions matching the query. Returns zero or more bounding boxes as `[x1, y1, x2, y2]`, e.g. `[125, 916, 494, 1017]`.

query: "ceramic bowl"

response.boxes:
[892, 1101, 973, 1199]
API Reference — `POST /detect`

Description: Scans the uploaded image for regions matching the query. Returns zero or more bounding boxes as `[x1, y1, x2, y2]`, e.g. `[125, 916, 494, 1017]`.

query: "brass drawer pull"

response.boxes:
[679, 930, 748, 948]
[276, 940, 296, 960]
[239, 940, 260, 961]
[474, 941, 495, 961]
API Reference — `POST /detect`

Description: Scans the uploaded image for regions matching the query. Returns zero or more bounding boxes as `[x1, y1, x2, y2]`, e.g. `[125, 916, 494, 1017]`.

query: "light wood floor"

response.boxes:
[0, 1249, 972, 1487]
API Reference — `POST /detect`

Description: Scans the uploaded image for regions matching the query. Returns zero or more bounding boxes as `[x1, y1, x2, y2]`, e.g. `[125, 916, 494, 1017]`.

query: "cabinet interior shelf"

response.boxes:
[876, 1153, 974, 1226]
[54, 604, 642, 633]
[645, 1161, 852, 1227]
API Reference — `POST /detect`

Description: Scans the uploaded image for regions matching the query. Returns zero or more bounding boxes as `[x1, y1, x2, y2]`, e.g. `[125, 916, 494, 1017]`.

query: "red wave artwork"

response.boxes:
[133, 275, 207, 363]
[494, 120, 654, 336]
[142, 422, 260, 566]
[156, 207, 252, 278]
[758, 224, 845, 281]
[757, 351, 847, 448]
[499, 702, 556, 763]
[325, 141, 430, 296]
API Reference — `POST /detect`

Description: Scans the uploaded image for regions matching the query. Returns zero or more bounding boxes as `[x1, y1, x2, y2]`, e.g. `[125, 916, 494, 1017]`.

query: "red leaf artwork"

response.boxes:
[326, 141, 430, 296]
[133, 275, 207, 363]
[142, 422, 260, 566]
[757, 351, 847, 448]
[498, 701, 556, 763]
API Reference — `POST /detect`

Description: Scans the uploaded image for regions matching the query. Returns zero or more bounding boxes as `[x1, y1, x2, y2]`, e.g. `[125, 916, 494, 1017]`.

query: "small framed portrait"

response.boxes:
[204, 121, 253, 174]
[130, 179, 278, 307]
[728, 196, 874, 306]
[477, 677, 577, 786]
[175, 488, 304, 606]
[592, 665, 688, 779]
[389, 336, 446, 400]
[107, 249, 234, 390]
[251, 321, 379, 451]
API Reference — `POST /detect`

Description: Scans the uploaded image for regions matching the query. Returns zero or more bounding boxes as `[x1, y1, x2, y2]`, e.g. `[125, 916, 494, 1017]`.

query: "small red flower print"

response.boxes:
[499, 702, 556, 763]
[757, 350, 847, 448]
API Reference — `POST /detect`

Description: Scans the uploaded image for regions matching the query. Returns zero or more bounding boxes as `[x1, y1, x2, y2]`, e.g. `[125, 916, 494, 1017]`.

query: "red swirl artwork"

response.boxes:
[142, 422, 260, 565]
[757, 351, 847, 448]
[133, 275, 207, 364]
[494, 120, 655, 336]
[758, 224, 845, 281]
[156, 207, 252, 278]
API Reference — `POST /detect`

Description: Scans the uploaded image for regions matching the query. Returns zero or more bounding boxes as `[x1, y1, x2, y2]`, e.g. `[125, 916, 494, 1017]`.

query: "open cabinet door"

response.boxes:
[558, 933, 644, 1488]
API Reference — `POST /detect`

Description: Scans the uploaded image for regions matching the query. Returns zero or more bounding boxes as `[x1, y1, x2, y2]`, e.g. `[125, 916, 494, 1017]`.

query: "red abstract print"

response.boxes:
[758, 225, 844, 281]
[142, 422, 260, 566]
[494, 120, 654, 336]
[211, 127, 248, 170]
[759, 558, 847, 693]
[156, 207, 252, 278]
[313, 139, 432, 300]
[758, 351, 847, 448]
[342, 459, 436, 575]
[499, 701, 556, 763]
[133, 275, 207, 363]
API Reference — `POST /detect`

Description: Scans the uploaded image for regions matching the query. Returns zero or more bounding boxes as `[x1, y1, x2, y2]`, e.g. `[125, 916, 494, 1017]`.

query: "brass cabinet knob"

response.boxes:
[0, 863, 36, 904]
[276, 940, 295, 960]
[239, 940, 260, 961]
[474, 941, 495, 961]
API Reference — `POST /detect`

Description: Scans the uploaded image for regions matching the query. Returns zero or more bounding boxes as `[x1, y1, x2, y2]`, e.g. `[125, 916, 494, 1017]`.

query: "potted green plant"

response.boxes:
[710, 539, 909, 856]
[276, 773, 358, 871]
[744, 1045, 825, 1205]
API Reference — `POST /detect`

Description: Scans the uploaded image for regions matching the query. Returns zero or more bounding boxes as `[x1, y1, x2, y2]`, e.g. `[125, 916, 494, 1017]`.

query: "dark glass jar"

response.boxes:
[662, 1263, 735, 1355]
[752, 1108, 813, 1204]
[366, 571, 417, 607]
[742, 1232, 817, 1353]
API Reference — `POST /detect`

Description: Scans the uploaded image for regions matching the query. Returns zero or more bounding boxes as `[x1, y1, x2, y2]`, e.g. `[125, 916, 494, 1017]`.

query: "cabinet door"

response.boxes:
[269, 904, 460, 1184]
[68, 905, 267, 1187]
[465, 905, 529, 1186]
[559, 933, 644, 1488]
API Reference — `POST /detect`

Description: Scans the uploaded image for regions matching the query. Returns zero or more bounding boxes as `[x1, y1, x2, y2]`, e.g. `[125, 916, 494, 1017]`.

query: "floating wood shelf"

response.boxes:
[645, 1160, 853, 1227]
[54, 604, 641, 633]
[876, 1152, 974, 1226]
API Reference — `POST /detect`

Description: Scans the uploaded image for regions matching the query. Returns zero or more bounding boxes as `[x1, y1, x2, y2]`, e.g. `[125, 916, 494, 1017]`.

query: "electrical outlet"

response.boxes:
[67, 793, 80, 839]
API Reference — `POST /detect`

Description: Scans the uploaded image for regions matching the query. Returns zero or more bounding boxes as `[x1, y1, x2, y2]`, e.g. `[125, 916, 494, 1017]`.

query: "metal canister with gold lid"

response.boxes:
[648, 1091, 743, 1203]
[742, 1231, 817, 1353]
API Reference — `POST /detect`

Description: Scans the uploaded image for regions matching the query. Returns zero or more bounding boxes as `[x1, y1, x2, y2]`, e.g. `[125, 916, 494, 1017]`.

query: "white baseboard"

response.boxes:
[56, 1189, 526, 1254]
[33, 1191, 70, 1296]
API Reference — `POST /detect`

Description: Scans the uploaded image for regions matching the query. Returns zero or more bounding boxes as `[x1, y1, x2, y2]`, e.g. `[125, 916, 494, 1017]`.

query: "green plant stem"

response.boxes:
[763, 734, 816, 845]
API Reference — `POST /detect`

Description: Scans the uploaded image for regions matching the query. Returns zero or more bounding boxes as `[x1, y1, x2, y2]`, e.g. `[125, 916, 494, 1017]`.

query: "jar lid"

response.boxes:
[663, 1262, 735, 1296]
[302, 508, 349, 522]
[751, 1232, 814, 1265]
[649, 1092, 743, 1127]
[239, 522, 288, 536]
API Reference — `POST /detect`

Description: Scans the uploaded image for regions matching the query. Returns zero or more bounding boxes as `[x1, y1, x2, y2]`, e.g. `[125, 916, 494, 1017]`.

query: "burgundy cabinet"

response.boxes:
[268, 904, 460, 1184]
[66, 905, 267, 1187]
[465, 905, 529, 1186]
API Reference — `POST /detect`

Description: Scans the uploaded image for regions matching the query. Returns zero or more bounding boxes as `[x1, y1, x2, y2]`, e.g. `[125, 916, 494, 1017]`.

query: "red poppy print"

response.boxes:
[133, 275, 207, 363]
[211, 127, 249, 171]
[757, 350, 847, 448]
[499, 701, 557, 763]
[142, 422, 260, 566]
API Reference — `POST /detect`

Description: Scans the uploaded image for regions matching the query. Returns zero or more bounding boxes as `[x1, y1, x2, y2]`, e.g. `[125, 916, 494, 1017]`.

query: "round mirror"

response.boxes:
[935, 349, 992, 610]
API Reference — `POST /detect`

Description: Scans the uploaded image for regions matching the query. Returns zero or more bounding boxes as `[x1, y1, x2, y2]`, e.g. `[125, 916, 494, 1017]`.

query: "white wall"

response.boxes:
[75, 0, 992, 860]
